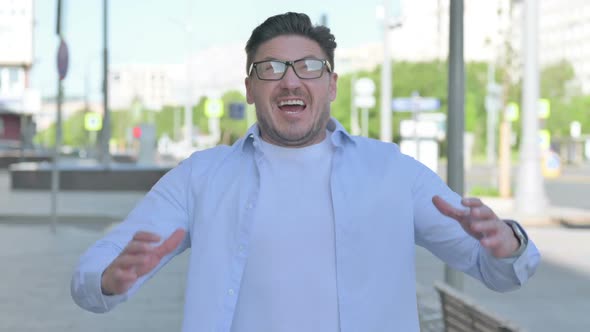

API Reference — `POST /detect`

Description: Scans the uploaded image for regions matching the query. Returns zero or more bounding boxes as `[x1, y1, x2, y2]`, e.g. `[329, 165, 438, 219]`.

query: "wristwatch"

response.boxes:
[503, 219, 528, 258]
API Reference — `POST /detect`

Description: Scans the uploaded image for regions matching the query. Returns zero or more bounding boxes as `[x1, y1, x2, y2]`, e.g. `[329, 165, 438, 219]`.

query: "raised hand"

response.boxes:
[432, 196, 519, 258]
[101, 228, 186, 295]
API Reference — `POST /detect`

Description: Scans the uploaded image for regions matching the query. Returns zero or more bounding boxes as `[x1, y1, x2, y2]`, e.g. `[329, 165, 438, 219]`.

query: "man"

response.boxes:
[72, 12, 540, 332]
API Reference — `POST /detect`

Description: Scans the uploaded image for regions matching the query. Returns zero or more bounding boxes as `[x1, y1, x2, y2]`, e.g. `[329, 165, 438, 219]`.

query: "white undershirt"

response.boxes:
[231, 132, 339, 332]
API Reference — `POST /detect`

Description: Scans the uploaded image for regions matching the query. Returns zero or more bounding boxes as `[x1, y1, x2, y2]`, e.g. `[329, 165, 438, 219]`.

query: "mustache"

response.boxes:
[275, 89, 306, 99]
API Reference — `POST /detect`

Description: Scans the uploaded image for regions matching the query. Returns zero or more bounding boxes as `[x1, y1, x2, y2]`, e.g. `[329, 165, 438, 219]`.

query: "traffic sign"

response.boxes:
[353, 77, 376, 109]
[354, 78, 376, 96]
[505, 102, 519, 122]
[542, 150, 561, 178]
[539, 129, 551, 150]
[570, 121, 581, 138]
[57, 38, 69, 81]
[205, 98, 224, 118]
[538, 98, 550, 119]
[391, 97, 440, 112]
[229, 103, 245, 120]
[84, 113, 102, 131]
[354, 96, 376, 109]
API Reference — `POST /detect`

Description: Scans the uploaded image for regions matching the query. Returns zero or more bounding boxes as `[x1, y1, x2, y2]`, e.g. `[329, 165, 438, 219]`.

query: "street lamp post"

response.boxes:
[516, 0, 548, 215]
[100, 0, 111, 166]
[445, 0, 465, 290]
[379, 1, 402, 143]
[171, 2, 194, 148]
[380, 0, 392, 142]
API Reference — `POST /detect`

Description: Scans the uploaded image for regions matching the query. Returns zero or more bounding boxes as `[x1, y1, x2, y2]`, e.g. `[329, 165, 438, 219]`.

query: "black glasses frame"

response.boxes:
[248, 58, 332, 81]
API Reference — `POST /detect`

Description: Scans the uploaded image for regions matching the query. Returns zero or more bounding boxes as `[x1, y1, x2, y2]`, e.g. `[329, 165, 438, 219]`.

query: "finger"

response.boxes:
[468, 205, 496, 220]
[132, 231, 161, 243]
[469, 219, 501, 235]
[155, 229, 186, 258]
[123, 241, 155, 255]
[461, 197, 483, 208]
[109, 269, 138, 294]
[480, 234, 501, 248]
[112, 266, 138, 283]
[432, 195, 469, 221]
[115, 254, 150, 269]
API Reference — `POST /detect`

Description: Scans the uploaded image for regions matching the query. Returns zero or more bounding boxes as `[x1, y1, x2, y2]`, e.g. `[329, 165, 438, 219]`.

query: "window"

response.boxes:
[9, 67, 19, 84]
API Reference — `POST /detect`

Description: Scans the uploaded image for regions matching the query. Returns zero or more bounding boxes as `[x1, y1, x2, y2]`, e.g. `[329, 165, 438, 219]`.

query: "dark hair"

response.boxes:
[245, 12, 337, 74]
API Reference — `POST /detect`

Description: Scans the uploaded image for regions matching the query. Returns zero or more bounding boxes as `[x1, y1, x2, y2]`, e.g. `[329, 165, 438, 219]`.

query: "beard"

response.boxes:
[255, 103, 331, 148]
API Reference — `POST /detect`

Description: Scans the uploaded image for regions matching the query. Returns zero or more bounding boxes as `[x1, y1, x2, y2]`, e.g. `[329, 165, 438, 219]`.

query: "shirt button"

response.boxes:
[247, 203, 254, 209]
[239, 245, 244, 252]
[228, 289, 235, 296]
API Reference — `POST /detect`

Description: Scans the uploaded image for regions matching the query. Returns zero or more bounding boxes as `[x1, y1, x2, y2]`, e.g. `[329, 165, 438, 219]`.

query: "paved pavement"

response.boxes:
[1, 168, 590, 331]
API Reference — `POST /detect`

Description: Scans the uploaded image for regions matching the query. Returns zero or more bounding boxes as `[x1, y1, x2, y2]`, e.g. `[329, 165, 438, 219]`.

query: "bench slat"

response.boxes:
[434, 281, 522, 332]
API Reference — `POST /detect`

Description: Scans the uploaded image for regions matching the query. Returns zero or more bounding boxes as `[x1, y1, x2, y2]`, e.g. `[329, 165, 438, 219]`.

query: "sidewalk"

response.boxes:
[476, 196, 590, 227]
[1, 218, 588, 331]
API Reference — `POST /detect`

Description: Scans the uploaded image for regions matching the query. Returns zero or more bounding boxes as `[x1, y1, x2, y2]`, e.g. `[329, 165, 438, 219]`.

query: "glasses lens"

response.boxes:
[254, 59, 327, 80]
[257, 61, 286, 80]
[295, 59, 324, 78]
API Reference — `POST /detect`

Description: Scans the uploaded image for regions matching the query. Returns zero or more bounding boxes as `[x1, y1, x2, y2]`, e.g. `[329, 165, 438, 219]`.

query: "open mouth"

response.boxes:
[277, 99, 307, 114]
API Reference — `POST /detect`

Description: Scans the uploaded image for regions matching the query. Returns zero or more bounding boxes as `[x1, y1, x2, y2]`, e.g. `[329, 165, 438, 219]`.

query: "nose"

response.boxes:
[278, 65, 302, 89]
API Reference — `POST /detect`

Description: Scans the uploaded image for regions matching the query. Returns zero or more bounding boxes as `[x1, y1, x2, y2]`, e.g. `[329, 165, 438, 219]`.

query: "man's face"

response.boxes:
[245, 35, 338, 147]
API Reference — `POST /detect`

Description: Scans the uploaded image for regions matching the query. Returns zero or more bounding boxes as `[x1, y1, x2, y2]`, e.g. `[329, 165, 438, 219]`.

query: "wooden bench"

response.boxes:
[434, 281, 523, 332]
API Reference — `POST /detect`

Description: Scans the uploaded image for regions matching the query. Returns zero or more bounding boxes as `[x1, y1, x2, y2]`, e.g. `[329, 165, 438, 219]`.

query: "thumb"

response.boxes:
[155, 228, 186, 258]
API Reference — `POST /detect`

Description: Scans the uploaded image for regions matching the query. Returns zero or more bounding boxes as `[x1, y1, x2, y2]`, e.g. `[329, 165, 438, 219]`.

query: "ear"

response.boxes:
[328, 72, 338, 102]
[245, 77, 254, 104]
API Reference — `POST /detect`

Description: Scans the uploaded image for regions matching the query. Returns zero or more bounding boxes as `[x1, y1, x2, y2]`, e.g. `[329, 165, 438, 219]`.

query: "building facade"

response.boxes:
[538, 0, 590, 93]
[0, 0, 39, 149]
[336, 0, 513, 73]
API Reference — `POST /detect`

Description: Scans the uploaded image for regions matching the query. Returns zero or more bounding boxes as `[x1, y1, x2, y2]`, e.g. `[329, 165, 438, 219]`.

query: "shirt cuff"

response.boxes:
[78, 254, 129, 312]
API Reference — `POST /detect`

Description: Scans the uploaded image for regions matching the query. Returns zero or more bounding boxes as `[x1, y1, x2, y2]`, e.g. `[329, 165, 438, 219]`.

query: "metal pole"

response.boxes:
[362, 108, 369, 137]
[412, 91, 421, 162]
[184, 0, 193, 148]
[51, 1, 64, 234]
[445, 0, 465, 290]
[50, 67, 63, 234]
[100, 0, 111, 166]
[380, 0, 392, 142]
[486, 63, 497, 165]
[350, 76, 361, 136]
[516, 0, 547, 214]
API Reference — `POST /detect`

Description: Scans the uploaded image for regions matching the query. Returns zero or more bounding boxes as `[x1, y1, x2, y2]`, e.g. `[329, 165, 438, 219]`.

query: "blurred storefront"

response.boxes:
[0, 0, 40, 151]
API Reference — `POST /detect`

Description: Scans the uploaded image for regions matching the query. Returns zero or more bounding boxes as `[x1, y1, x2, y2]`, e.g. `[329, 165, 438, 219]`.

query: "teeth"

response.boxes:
[279, 99, 305, 106]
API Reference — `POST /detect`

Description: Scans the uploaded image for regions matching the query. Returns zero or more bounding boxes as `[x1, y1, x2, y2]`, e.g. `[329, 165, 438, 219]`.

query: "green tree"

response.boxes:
[332, 60, 489, 154]
[541, 60, 577, 101]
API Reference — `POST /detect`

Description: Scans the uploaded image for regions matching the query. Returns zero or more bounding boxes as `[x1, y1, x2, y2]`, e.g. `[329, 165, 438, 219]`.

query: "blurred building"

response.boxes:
[337, 0, 512, 73]
[0, 0, 40, 150]
[338, 0, 590, 95]
[108, 43, 246, 111]
[37, 97, 102, 132]
[109, 64, 176, 110]
[537, 0, 590, 94]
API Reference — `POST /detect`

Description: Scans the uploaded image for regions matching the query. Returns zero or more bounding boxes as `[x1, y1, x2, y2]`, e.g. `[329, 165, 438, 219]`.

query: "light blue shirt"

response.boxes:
[71, 118, 541, 332]
[231, 132, 339, 332]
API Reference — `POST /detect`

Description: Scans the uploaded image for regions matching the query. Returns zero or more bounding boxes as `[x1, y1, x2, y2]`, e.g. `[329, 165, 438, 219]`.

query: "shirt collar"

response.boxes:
[240, 117, 356, 152]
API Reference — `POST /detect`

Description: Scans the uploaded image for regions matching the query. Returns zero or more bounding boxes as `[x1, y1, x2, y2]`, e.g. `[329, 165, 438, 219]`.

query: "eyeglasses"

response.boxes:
[248, 58, 332, 81]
